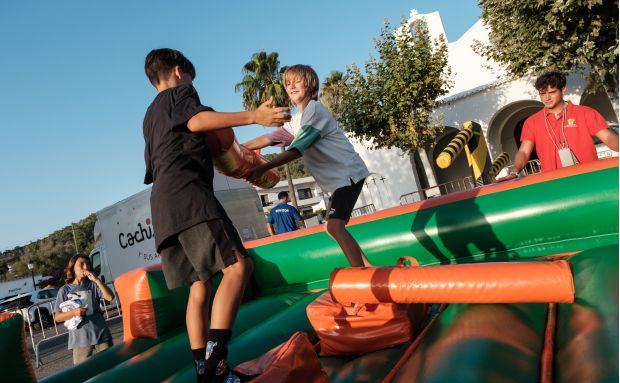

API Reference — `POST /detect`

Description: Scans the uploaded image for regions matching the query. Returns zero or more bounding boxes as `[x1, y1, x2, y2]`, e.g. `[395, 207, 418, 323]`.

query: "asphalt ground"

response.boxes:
[27, 311, 124, 381]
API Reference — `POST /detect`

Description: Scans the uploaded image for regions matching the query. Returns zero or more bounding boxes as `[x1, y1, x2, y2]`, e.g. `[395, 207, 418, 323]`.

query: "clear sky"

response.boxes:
[0, 1, 481, 250]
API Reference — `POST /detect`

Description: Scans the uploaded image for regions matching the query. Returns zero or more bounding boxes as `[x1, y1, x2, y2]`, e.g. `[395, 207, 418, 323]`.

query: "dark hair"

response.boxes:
[65, 254, 90, 284]
[277, 191, 289, 200]
[145, 48, 196, 86]
[534, 70, 566, 92]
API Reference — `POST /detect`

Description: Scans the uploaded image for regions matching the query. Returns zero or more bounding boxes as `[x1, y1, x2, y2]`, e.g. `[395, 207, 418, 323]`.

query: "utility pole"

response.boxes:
[27, 262, 36, 290]
[281, 147, 298, 209]
[71, 223, 79, 254]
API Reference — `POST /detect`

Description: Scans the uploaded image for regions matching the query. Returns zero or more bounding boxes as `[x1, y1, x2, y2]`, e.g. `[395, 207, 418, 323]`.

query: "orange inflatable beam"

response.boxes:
[205, 128, 280, 189]
[329, 261, 574, 304]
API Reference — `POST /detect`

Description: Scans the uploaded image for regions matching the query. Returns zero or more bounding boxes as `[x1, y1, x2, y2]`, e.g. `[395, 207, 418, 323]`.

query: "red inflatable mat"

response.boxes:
[234, 332, 330, 382]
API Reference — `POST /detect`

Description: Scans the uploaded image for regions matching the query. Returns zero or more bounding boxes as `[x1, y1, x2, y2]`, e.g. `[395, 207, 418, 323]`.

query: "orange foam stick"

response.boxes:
[329, 260, 574, 304]
[205, 128, 280, 189]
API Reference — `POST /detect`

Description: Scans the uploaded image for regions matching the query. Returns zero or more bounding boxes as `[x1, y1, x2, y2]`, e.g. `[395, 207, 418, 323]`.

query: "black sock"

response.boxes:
[205, 329, 232, 376]
[192, 347, 207, 362]
[192, 347, 207, 374]
[192, 347, 208, 383]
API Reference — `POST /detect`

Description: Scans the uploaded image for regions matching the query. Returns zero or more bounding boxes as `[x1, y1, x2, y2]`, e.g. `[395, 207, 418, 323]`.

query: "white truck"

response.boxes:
[89, 172, 268, 286]
[0, 275, 49, 300]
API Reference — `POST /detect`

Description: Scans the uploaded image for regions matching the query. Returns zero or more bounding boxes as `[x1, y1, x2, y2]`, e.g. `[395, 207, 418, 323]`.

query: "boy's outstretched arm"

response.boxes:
[187, 97, 290, 132]
[249, 149, 301, 181]
[243, 134, 275, 150]
[250, 124, 319, 180]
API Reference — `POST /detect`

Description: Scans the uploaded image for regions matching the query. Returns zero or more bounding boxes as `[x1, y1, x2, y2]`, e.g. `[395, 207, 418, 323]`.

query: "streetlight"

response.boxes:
[27, 263, 36, 291]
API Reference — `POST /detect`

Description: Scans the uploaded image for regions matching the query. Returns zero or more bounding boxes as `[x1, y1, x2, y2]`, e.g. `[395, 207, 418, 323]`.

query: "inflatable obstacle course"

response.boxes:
[0, 158, 605, 382]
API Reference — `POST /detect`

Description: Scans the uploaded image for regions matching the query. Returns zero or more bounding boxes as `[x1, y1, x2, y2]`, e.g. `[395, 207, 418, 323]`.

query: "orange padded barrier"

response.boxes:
[205, 128, 280, 189]
[114, 264, 159, 342]
[329, 261, 574, 304]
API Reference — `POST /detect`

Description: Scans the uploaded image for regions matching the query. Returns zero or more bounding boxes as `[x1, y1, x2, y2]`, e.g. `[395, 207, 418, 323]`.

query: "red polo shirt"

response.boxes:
[521, 101, 607, 171]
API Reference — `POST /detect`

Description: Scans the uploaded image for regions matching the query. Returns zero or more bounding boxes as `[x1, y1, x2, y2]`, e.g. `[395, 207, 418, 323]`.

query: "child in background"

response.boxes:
[53, 254, 114, 365]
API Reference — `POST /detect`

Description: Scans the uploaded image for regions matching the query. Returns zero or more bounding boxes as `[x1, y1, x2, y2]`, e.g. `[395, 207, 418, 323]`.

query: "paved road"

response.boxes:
[29, 314, 124, 381]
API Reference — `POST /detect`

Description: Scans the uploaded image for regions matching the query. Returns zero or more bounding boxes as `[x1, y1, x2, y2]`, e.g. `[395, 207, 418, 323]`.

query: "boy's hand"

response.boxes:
[495, 172, 519, 183]
[253, 97, 291, 127]
[248, 166, 267, 183]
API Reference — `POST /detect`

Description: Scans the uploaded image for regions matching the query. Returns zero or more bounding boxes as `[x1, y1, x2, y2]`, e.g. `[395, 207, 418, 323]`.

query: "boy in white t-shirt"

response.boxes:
[248, 64, 372, 268]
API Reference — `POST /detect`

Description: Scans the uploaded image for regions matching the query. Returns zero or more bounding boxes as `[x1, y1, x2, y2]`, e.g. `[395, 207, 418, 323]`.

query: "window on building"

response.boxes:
[260, 194, 270, 207]
[297, 188, 313, 200]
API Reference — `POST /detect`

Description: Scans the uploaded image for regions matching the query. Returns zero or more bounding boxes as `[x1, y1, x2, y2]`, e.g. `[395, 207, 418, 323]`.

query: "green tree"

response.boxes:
[235, 51, 299, 207]
[320, 71, 348, 114]
[334, 19, 452, 154]
[263, 153, 310, 179]
[235, 51, 290, 108]
[476, 0, 619, 114]
[0, 214, 96, 285]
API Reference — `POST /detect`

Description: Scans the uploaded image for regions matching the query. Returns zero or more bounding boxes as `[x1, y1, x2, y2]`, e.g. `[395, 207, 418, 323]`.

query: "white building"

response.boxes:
[350, 9, 617, 205]
[256, 176, 326, 216]
[256, 175, 381, 220]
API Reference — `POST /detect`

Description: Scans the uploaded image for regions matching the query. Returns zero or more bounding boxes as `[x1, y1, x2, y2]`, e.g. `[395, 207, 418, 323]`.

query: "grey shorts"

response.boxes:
[160, 219, 249, 290]
[73, 339, 113, 365]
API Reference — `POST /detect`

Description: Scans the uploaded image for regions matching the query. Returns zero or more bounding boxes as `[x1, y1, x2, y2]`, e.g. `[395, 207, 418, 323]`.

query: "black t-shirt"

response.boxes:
[143, 83, 228, 251]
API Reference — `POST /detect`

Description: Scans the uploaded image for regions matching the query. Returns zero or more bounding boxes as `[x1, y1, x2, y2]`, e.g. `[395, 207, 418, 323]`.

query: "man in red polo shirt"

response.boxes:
[499, 71, 618, 181]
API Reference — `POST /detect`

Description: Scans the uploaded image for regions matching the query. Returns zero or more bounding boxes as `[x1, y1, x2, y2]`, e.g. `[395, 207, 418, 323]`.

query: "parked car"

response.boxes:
[594, 123, 619, 159]
[0, 288, 58, 328]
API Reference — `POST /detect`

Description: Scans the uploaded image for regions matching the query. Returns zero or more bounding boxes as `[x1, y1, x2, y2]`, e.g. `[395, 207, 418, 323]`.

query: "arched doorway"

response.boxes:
[487, 100, 543, 161]
[512, 117, 539, 161]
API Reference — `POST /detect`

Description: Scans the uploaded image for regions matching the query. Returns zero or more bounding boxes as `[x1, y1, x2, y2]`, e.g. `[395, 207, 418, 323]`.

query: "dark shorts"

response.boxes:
[327, 179, 365, 223]
[160, 219, 249, 290]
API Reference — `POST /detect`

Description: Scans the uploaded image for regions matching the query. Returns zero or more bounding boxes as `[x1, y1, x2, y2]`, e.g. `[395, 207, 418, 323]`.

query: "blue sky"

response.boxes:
[0, 1, 481, 250]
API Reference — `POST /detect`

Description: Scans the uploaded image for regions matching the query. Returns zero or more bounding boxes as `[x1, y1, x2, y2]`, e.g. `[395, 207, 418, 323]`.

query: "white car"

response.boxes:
[0, 288, 58, 328]
[594, 123, 619, 159]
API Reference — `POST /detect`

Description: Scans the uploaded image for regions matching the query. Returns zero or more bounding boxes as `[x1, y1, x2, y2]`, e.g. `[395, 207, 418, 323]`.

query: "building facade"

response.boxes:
[351, 9, 618, 206]
[256, 176, 326, 216]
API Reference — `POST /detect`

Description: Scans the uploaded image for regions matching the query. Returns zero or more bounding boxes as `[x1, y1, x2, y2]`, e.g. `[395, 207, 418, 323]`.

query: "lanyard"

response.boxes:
[543, 102, 568, 150]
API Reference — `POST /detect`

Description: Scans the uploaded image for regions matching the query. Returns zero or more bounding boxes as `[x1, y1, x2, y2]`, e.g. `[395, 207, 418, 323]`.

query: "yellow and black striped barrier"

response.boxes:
[436, 123, 474, 169]
[489, 152, 510, 177]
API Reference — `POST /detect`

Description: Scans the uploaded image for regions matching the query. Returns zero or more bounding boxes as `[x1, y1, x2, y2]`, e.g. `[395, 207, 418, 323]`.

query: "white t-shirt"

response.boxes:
[287, 100, 369, 194]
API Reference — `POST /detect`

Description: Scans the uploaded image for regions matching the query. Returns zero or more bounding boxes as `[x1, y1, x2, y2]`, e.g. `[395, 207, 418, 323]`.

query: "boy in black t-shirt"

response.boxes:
[143, 48, 290, 383]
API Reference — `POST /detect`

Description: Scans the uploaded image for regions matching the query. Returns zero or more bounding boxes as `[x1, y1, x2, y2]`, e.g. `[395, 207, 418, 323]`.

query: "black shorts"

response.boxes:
[160, 219, 248, 290]
[327, 179, 365, 223]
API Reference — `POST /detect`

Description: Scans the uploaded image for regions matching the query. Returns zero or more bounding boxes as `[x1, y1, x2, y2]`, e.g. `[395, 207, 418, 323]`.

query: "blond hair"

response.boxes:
[283, 65, 319, 101]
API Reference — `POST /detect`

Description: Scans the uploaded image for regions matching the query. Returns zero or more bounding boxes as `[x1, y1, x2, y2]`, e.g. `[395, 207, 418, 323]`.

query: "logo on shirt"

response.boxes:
[565, 118, 578, 128]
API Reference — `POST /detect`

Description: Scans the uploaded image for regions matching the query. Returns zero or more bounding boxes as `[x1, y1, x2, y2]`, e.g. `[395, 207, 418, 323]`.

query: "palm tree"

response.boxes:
[235, 51, 298, 209]
[320, 70, 348, 114]
[235, 51, 289, 108]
